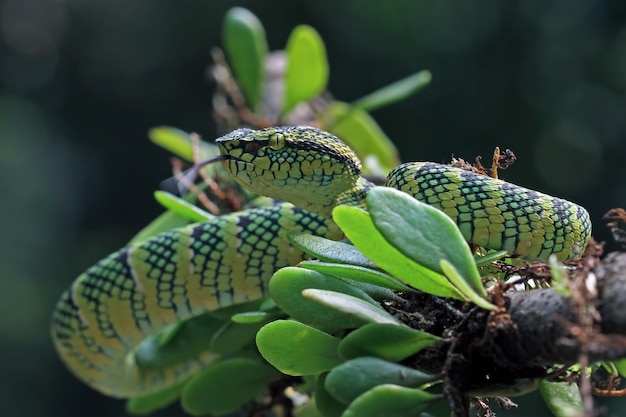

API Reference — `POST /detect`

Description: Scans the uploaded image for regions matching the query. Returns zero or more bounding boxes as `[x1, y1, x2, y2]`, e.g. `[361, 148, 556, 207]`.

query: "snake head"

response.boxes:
[216, 126, 361, 216]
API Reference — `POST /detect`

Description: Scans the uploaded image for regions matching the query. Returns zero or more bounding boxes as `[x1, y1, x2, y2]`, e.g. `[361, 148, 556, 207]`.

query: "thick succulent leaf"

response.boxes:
[259, 298, 278, 311]
[231, 311, 271, 324]
[269, 267, 379, 329]
[326, 357, 438, 404]
[615, 358, 626, 377]
[341, 281, 404, 303]
[148, 125, 218, 162]
[283, 25, 329, 114]
[222, 7, 267, 111]
[154, 191, 213, 222]
[332, 205, 464, 300]
[288, 232, 375, 268]
[474, 250, 509, 267]
[209, 318, 273, 355]
[134, 314, 223, 369]
[135, 299, 271, 368]
[366, 187, 486, 298]
[341, 384, 440, 417]
[181, 357, 277, 416]
[256, 320, 342, 375]
[295, 400, 328, 417]
[301, 289, 400, 325]
[439, 260, 496, 311]
[325, 101, 399, 174]
[299, 261, 410, 291]
[126, 381, 185, 415]
[539, 380, 583, 417]
[352, 70, 432, 113]
[147, 126, 195, 161]
[338, 323, 441, 361]
[315, 373, 347, 417]
[207, 298, 267, 321]
[549, 254, 571, 297]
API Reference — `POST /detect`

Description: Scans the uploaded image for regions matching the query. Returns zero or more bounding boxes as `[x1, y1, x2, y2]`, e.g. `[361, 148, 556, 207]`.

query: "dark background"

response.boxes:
[2, 1, 626, 416]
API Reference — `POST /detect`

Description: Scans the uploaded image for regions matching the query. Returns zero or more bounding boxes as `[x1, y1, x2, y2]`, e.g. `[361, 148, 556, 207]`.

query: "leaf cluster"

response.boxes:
[117, 7, 618, 417]
[220, 7, 430, 175]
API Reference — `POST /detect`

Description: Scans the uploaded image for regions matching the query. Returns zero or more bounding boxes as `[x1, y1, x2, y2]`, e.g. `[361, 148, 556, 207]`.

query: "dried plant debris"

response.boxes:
[384, 222, 626, 417]
[450, 147, 517, 179]
[604, 208, 626, 249]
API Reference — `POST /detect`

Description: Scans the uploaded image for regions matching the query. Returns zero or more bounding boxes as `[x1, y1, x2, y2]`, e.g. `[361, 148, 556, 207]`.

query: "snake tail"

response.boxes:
[51, 204, 340, 397]
[386, 162, 591, 261]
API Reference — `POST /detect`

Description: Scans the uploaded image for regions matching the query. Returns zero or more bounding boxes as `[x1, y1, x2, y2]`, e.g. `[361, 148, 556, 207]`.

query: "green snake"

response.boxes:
[51, 126, 592, 398]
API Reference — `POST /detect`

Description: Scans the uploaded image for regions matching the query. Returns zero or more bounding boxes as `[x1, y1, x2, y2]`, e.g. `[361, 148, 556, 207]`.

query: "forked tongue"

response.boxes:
[159, 154, 228, 196]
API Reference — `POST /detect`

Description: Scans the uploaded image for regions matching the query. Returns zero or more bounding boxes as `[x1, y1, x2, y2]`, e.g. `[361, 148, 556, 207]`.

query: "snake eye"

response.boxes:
[269, 133, 285, 151]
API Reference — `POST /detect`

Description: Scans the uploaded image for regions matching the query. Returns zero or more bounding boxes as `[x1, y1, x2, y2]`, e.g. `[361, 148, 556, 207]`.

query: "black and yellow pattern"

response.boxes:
[52, 126, 591, 398]
[52, 204, 340, 397]
[386, 162, 591, 261]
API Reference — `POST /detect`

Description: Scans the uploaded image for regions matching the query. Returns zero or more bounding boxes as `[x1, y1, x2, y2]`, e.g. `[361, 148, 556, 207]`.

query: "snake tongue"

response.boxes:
[185, 154, 228, 181]
[195, 154, 228, 167]
[168, 155, 228, 195]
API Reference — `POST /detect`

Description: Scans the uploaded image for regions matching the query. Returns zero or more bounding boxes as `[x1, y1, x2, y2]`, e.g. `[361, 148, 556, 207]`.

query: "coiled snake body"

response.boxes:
[52, 126, 591, 397]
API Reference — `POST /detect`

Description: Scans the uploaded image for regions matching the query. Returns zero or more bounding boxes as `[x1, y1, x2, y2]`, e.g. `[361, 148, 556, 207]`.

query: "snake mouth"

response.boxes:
[187, 154, 267, 181]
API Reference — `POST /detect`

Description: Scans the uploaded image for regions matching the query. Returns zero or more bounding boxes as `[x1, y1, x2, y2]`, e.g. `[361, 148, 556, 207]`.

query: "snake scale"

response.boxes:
[52, 126, 592, 397]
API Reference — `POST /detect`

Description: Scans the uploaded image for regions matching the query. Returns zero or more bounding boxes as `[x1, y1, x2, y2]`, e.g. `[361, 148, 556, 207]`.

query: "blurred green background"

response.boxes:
[2, 1, 626, 416]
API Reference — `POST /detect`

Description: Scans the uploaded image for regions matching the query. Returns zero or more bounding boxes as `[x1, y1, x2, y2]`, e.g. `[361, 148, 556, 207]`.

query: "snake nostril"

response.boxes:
[244, 142, 262, 153]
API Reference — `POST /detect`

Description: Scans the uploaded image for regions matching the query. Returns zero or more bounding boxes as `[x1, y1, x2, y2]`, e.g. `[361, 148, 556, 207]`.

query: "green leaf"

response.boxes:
[288, 233, 376, 268]
[366, 187, 486, 298]
[134, 314, 222, 369]
[539, 380, 583, 417]
[209, 319, 273, 355]
[332, 205, 464, 300]
[256, 320, 342, 375]
[338, 323, 442, 362]
[325, 101, 399, 174]
[341, 385, 440, 417]
[474, 250, 509, 267]
[269, 267, 379, 329]
[136, 300, 266, 367]
[439, 260, 496, 311]
[341, 281, 404, 303]
[599, 360, 619, 376]
[231, 311, 271, 324]
[222, 7, 268, 111]
[283, 25, 329, 113]
[207, 298, 268, 321]
[148, 126, 220, 160]
[126, 381, 185, 415]
[259, 298, 278, 311]
[615, 358, 626, 377]
[352, 70, 432, 113]
[549, 254, 571, 297]
[325, 357, 437, 404]
[154, 191, 213, 222]
[148, 126, 195, 161]
[302, 289, 400, 325]
[315, 373, 347, 417]
[296, 399, 329, 417]
[181, 357, 277, 416]
[299, 261, 410, 291]
[156, 321, 185, 347]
